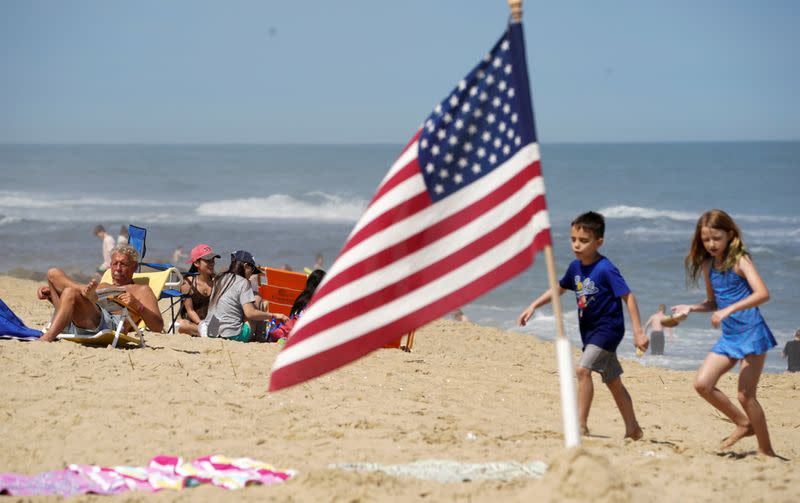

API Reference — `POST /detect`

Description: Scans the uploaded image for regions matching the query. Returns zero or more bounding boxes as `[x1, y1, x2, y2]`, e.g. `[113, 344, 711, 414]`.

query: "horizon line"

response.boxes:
[1, 138, 799, 147]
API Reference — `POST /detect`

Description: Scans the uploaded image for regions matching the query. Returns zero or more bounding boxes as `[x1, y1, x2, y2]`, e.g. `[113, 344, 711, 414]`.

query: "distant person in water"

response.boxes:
[36, 244, 163, 341]
[452, 308, 469, 323]
[782, 330, 800, 372]
[116, 225, 129, 246]
[93, 225, 116, 273]
[171, 246, 187, 265]
[643, 304, 672, 355]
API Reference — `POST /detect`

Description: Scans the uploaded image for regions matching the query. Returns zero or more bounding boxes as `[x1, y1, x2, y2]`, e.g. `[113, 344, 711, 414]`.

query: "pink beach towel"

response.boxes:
[0, 455, 294, 496]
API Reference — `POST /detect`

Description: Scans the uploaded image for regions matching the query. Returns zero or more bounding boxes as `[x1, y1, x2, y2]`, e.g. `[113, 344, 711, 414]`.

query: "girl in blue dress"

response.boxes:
[673, 209, 777, 457]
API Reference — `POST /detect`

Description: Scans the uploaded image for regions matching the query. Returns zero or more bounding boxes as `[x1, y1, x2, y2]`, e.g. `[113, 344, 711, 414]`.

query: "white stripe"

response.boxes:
[381, 139, 419, 187]
[328, 142, 540, 286]
[292, 174, 547, 336]
[347, 173, 426, 240]
[348, 141, 422, 239]
[272, 209, 550, 372]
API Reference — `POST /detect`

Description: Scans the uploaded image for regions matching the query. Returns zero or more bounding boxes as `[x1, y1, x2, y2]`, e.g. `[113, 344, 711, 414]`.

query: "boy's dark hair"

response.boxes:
[571, 211, 605, 238]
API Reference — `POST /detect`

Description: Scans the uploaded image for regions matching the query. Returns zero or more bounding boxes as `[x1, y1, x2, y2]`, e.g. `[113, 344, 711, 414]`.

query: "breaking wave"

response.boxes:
[196, 192, 368, 222]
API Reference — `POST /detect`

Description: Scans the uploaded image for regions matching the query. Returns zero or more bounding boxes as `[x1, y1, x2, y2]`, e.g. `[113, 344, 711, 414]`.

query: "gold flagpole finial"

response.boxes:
[507, 0, 522, 23]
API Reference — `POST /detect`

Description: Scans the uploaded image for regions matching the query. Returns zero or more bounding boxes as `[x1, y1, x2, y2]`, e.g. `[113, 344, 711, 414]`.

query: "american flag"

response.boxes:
[269, 22, 551, 391]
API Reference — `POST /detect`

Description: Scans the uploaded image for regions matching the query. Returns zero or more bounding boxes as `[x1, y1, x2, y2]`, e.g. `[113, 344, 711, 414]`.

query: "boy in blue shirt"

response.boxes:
[518, 211, 649, 439]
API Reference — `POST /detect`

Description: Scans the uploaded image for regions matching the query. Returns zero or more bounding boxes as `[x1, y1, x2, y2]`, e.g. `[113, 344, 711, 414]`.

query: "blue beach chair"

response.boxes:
[126, 224, 185, 333]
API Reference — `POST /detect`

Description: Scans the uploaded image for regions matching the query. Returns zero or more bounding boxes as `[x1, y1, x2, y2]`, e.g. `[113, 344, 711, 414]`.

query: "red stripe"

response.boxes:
[269, 235, 548, 392]
[290, 192, 548, 343]
[314, 160, 541, 303]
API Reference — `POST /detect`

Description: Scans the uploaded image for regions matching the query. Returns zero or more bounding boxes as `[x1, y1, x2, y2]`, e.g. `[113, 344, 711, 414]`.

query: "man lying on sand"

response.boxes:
[36, 244, 163, 341]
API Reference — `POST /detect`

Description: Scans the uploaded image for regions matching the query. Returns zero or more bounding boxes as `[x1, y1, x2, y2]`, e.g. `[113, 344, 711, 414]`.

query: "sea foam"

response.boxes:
[196, 192, 367, 222]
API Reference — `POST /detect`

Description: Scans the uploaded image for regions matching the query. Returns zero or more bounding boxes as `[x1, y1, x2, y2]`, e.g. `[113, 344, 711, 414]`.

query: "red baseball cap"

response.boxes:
[187, 244, 220, 264]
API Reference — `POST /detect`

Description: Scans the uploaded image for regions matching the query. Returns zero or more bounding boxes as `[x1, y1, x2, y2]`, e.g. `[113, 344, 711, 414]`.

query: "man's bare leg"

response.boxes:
[39, 268, 87, 310]
[39, 277, 102, 342]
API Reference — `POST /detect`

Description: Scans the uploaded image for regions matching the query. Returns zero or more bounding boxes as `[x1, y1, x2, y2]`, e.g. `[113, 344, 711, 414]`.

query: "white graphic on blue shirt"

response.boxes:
[574, 275, 598, 317]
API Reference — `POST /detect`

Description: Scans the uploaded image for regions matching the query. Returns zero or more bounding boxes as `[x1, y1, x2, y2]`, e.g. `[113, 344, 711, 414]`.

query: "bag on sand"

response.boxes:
[0, 298, 42, 340]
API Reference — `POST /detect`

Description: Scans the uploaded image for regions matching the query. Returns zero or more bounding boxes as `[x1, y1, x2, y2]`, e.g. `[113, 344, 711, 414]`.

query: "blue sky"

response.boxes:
[1, 0, 798, 144]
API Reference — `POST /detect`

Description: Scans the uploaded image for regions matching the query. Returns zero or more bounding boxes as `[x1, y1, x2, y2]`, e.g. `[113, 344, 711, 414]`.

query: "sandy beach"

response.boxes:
[1, 274, 798, 502]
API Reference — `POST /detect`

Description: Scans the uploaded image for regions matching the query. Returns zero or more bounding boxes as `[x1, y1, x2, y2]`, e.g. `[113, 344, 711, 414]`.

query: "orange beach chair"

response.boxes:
[257, 267, 307, 317]
[258, 266, 415, 351]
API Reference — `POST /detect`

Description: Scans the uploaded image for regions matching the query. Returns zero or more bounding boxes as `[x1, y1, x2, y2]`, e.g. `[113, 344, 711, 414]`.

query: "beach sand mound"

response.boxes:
[540, 447, 629, 503]
[0, 275, 798, 502]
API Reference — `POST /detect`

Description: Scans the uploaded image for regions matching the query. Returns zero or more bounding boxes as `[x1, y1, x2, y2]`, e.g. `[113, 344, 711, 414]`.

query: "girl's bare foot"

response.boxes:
[625, 426, 643, 441]
[720, 424, 754, 449]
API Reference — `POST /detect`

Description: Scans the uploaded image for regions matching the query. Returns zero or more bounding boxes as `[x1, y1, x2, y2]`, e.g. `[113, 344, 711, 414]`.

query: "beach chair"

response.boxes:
[56, 288, 146, 348]
[126, 224, 185, 332]
[257, 267, 416, 350]
[127, 225, 173, 271]
[257, 267, 307, 317]
[99, 267, 184, 333]
[384, 330, 415, 352]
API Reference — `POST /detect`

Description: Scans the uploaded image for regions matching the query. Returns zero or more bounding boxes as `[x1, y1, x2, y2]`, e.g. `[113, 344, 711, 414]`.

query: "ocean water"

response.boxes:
[1, 142, 798, 373]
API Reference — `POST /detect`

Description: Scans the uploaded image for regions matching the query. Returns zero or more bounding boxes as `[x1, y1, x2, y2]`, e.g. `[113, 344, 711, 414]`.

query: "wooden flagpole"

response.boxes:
[508, 0, 581, 448]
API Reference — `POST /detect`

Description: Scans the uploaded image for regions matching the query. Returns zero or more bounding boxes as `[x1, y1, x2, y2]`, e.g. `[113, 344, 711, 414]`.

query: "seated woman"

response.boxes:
[175, 244, 219, 336]
[200, 250, 288, 342]
[268, 269, 326, 342]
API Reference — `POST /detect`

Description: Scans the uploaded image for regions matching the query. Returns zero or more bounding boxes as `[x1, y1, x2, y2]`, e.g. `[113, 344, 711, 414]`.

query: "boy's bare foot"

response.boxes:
[625, 426, 643, 441]
[38, 333, 58, 342]
[720, 424, 754, 449]
[580, 425, 590, 436]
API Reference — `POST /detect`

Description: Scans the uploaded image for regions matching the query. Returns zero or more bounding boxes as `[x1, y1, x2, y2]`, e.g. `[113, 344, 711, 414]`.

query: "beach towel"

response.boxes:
[0, 298, 42, 340]
[0, 454, 294, 496]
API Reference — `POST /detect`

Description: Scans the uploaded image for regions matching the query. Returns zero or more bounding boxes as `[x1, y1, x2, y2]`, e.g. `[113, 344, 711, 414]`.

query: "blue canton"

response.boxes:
[418, 29, 532, 202]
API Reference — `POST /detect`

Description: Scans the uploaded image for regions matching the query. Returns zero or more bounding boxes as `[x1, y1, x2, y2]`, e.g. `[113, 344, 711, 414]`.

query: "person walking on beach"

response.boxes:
[93, 225, 116, 273]
[36, 244, 163, 341]
[672, 209, 778, 457]
[781, 329, 800, 372]
[518, 211, 649, 440]
[643, 304, 671, 355]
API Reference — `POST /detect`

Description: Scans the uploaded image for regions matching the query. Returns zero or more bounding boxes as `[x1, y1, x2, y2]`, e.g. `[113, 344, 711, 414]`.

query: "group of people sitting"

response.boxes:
[36, 243, 325, 344]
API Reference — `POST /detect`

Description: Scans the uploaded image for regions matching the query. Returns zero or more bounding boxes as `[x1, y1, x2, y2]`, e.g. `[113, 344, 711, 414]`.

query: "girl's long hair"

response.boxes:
[209, 259, 251, 308]
[290, 269, 326, 317]
[684, 209, 748, 286]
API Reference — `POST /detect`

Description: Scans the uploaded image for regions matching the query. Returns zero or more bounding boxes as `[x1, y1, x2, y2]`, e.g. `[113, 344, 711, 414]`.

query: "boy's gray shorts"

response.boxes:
[578, 344, 623, 383]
